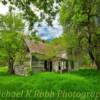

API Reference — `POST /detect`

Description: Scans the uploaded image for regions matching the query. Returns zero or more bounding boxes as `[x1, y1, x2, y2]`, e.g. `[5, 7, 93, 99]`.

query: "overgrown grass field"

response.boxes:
[0, 67, 100, 100]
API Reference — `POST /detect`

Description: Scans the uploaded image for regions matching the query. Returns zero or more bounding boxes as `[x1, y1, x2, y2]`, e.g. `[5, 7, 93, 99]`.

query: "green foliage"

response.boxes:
[82, 54, 91, 65]
[0, 13, 24, 66]
[60, 0, 100, 27]
[48, 35, 67, 49]
[64, 32, 78, 49]
[0, 13, 24, 31]
[60, 0, 100, 68]
[30, 32, 41, 42]
[1, 0, 62, 29]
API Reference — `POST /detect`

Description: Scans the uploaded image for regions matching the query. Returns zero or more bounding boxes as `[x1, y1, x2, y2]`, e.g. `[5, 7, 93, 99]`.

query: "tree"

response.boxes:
[1, 0, 62, 30]
[60, 0, 100, 69]
[0, 13, 24, 74]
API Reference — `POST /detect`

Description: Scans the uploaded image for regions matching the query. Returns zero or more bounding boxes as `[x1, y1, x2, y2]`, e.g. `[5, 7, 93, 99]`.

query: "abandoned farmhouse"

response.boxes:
[14, 39, 78, 76]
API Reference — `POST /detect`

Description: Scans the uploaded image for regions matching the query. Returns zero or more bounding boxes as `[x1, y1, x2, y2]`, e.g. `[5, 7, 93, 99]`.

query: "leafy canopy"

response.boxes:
[1, 0, 62, 30]
[0, 13, 24, 61]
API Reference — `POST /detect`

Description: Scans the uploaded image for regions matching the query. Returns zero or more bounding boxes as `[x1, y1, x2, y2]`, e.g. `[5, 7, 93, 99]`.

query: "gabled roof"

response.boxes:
[25, 39, 48, 54]
[24, 39, 68, 60]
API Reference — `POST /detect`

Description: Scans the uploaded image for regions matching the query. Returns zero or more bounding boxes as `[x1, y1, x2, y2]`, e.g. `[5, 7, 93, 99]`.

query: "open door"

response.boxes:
[66, 60, 68, 71]
[44, 60, 48, 71]
[58, 62, 61, 71]
[49, 61, 52, 72]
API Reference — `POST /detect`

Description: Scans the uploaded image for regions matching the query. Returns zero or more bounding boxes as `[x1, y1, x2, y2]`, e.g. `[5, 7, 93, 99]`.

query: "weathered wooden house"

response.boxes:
[14, 39, 78, 76]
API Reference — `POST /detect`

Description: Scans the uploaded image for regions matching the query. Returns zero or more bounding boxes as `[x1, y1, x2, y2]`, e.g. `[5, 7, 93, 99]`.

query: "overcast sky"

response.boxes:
[0, 3, 8, 15]
[0, 2, 63, 40]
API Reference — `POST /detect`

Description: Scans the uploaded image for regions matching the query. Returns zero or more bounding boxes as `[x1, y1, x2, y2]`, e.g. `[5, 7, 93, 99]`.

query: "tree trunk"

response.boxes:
[87, 13, 100, 70]
[88, 43, 100, 70]
[88, 35, 100, 70]
[95, 34, 100, 69]
[95, 60, 100, 70]
[8, 58, 15, 74]
[71, 60, 74, 70]
[87, 23, 100, 69]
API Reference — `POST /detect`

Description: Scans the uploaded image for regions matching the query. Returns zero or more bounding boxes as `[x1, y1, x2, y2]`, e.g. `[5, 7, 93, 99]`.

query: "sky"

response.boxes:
[0, 3, 8, 15]
[34, 20, 63, 40]
[0, 2, 63, 40]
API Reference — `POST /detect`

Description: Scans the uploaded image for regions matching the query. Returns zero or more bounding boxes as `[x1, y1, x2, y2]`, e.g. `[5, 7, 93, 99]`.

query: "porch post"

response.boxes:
[66, 60, 68, 71]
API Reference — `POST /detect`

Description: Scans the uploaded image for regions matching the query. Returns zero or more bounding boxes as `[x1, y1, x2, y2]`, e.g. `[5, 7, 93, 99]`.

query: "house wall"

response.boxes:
[32, 61, 44, 72]
[14, 49, 80, 76]
[52, 59, 79, 72]
[52, 61, 59, 72]
[14, 65, 31, 76]
[14, 52, 32, 76]
[52, 60, 68, 72]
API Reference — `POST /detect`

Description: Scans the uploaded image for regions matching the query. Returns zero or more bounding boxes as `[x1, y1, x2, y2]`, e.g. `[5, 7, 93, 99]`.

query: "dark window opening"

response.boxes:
[44, 60, 48, 71]
[32, 56, 38, 61]
[66, 60, 68, 71]
[49, 61, 52, 72]
[58, 62, 61, 70]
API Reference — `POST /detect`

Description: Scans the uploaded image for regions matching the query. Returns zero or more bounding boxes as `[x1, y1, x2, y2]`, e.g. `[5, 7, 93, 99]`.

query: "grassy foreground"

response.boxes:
[0, 67, 100, 100]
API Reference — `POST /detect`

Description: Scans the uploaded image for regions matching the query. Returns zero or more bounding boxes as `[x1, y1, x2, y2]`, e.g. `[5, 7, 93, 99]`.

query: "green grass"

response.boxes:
[0, 67, 100, 100]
